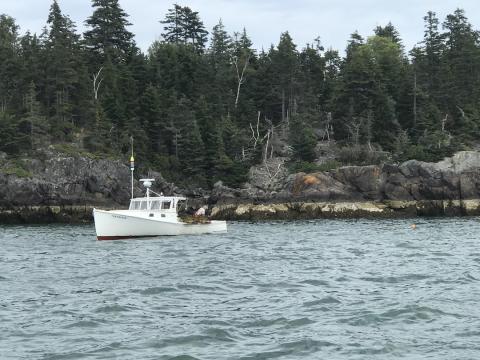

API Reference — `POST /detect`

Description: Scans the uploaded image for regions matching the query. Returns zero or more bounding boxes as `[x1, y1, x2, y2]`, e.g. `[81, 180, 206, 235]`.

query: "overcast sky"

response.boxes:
[3, 0, 480, 53]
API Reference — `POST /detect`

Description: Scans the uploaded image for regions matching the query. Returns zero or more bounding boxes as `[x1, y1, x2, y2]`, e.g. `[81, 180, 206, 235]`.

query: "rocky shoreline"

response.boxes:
[2, 150, 480, 223]
[210, 199, 480, 220]
[2, 198, 480, 224]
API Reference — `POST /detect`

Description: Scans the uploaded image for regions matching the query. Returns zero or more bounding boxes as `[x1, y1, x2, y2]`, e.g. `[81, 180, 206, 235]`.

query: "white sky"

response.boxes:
[3, 0, 480, 53]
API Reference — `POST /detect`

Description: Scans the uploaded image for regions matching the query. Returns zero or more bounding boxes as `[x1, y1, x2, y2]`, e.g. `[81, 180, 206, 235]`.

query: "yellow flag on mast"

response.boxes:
[130, 136, 134, 170]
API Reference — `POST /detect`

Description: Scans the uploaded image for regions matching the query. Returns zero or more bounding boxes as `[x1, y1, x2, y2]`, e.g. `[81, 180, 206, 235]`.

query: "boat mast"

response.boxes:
[130, 136, 134, 199]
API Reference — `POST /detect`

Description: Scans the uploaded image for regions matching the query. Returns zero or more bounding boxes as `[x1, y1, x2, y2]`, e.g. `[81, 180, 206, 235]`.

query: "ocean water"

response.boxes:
[1, 219, 480, 359]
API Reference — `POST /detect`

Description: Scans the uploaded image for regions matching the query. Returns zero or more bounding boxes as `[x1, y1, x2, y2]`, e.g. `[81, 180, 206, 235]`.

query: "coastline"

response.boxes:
[3, 150, 480, 224]
[2, 199, 480, 224]
[209, 199, 480, 220]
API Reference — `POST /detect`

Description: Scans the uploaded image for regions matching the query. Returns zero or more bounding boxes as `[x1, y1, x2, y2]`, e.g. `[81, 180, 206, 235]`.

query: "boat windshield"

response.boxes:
[162, 201, 171, 209]
[129, 199, 175, 211]
[129, 201, 140, 210]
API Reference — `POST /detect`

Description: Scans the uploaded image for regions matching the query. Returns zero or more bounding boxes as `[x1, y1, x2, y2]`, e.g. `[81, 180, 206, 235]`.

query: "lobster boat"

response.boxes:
[93, 179, 227, 240]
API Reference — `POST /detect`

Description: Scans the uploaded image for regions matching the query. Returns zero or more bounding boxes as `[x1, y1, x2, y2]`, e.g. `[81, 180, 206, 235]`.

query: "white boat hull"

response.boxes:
[93, 208, 227, 240]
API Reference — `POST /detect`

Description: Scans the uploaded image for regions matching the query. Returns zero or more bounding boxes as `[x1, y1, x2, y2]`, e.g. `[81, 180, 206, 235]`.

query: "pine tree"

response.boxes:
[3, 3, 480, 168]
[139, 84, 164, 152]
[84, 0, 136, 64]
[20, 82, 47, 149]
[298, 43, 325, 113]
[0, 15, 20, 115]
[161, 4, 184, 44]
[270, 32, 299, 124]
[0, 113, 24, 153]
[161, 4, 208, 52]
[195, 96, 227, 184]
[333, 35, 403, 149]
[418, 12, 445, 103]
[443, 10, 480, 108]
[43, 0, 83, 138]
[374, 22, 402, 46]
[183, 6, 208, 51]
[207, 20, 233, 116]
[345, 31, 364, 61]
[290, 115, 317, 162]
[171, 97, 206, 183]
[209, 19, 232, 66]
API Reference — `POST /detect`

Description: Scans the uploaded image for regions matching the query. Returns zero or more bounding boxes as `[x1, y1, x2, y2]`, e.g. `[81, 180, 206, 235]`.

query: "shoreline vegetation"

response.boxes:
[3, 2, 480, 223]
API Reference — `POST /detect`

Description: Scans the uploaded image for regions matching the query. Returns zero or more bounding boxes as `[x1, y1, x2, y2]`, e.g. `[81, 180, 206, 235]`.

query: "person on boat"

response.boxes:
[194, 206, 206, 217]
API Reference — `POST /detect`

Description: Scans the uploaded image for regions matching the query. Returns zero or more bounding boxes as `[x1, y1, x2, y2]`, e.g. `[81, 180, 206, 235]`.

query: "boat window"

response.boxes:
[130, 201, 141, 210]
[162, 201, 171, 209]
[140, 201, 147, 210]
[150, 201, 161, 210]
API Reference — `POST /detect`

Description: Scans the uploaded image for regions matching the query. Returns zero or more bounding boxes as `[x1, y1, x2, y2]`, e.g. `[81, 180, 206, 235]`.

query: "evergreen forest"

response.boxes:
[1, 1, 480, 187]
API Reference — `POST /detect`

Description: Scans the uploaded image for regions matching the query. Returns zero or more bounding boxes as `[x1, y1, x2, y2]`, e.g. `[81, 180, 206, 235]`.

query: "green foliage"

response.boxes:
[0, 113, 29, 154]
[215, 156, 249, 187]
[2, 159, 33, 178]
[52, 143, 79, 156]
[2, 3, 480, 190]
[289, 160, 340, 174]
[337, 145, 390, 166]
[161, 4, 208, 51]
[84, 0, 136, 63]
[290, 117, 317, 162]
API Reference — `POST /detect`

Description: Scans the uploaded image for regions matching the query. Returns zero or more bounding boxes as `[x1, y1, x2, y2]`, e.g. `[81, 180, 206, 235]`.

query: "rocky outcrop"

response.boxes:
[0, 152, 131, 208]
[3, 150, 480, 222]
[210, 199, 480, 220]
[209, 151, 480, 219]
[211, 152, 480, 203]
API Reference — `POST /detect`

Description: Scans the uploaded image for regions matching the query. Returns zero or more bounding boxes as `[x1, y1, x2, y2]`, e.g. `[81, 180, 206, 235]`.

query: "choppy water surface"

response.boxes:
[1, 219, 480, 359]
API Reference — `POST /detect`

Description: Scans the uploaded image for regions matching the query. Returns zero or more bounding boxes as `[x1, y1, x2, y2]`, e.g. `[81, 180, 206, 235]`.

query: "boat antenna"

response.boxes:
[130, 136, 134, 199]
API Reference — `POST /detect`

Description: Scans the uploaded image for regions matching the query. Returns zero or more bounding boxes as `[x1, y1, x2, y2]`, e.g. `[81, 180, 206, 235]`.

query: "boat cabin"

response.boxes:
[128, 196, 186, 212]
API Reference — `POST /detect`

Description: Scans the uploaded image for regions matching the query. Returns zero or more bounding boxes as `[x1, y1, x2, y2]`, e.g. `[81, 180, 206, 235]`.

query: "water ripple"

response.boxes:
[1, 219, 480, 359]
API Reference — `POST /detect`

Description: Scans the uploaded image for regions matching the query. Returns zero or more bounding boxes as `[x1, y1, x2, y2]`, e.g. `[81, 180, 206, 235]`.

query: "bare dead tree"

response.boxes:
[263, 117, 276, 163]
[436, 113, 450, 149]
[232, 53, 250, 108]
[270, 132, 274, 159]
[264, 160, 284, 181]
[249, 111, 262, 149]
[91, 67, 104, 127]
[441, 114, 448, 133]
[346, 117, 363, 146]
[92, 67, 103, 101]
[322, 112, 333, 141]
[366, 109, 373, 151]
[248, 111, 285, 165]
[263, 128, 271, 164]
